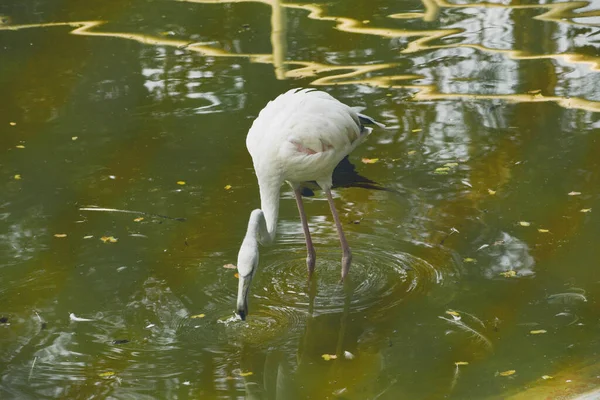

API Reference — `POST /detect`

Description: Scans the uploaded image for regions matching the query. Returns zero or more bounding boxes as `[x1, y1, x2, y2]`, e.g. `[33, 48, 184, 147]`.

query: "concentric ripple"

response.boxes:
[255, 239, 443, 318]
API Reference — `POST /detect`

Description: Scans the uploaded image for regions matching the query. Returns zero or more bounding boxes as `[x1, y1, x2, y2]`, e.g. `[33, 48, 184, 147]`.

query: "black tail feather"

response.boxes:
[299, 156, 393, 197]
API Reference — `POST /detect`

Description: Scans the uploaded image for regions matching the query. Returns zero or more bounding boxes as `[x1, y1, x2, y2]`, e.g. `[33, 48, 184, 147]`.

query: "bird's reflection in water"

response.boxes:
[237, 276, 392, 399]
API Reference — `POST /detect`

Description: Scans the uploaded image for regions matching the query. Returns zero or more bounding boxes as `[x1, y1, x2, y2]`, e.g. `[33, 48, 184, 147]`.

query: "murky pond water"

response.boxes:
[1, 0, 600, 398]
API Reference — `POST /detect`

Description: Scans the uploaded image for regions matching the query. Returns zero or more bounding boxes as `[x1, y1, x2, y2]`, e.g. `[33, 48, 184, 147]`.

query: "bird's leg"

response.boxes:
[293, 188, 317, 276]
[324, 188, 352, 280]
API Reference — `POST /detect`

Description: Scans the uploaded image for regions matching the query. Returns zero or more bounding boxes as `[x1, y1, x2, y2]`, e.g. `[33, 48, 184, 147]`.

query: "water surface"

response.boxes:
[1, 0, 600, 398]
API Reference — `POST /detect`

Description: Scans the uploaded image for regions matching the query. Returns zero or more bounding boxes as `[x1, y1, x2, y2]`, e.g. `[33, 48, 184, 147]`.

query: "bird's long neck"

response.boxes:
[255, 176, 280, 245]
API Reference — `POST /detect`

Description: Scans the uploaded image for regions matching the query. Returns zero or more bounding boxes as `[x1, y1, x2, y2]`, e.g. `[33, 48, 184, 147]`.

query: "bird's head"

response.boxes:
[235, 235, 259, 321]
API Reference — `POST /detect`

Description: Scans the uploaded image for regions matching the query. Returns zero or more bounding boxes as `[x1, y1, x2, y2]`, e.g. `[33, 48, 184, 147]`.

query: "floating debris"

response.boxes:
[500, 270, 517, 278]
[69, 313, 94, 322]
[498, 370, 516, 377]
[361, 158, 379, 164]
[530, 330, 547, 335]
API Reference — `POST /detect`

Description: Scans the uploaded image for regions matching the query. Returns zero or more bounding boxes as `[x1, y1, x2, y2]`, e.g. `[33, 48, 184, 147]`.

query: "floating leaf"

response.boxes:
[446, 310, 460, 317]
[223, 263, 237, 269]
[542, 375, 553, 380]
[100, 236, 118, 243]
[54, 233, 67, 238]
[434, 167, 450, 174]
[238, 371, 253, 377]
[224, 184, 232, 190]
[518, 221, 531, 227]
[499, 370, 516, 377]
[190, 314, 205, 319]
[72, 136, 78, 141]
[9, 122, 16, 126]
[487, 188, 496, 195]
[14, 174, 21, 180]
[362, 19, 370, 24]
[321, 354, 337, 361]
[455, 361, 469, 366]
[99, 371, 115, 378]
[538, 228, 549, 233]
[234, 273, 239, 279]
[16, 145, 25, 149]
[83, 235, 93, 239]
[580, 208, 592, 213]
[411, 128, 422, 133]
[463, 258, 477, 263]
[407, 150, 417, 155]
[568, 191, 581, 196]
[134, 217, 144, 222]
[361, 158, 379, 164]
[177, 181, 186, 185]
[500, 270, 517, 278]
[444, 162, 459, 167]
[344, 351, 355, 360]
[530, 329, 547, 334]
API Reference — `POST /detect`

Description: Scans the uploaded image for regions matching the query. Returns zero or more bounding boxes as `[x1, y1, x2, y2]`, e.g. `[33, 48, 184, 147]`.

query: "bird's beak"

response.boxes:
[236, 274, 252, 321]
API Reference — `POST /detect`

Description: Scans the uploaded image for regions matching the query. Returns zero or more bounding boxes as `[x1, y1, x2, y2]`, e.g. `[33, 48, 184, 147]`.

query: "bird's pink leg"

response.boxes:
[324, 188, 352, 280]
[294, 188, 317, 276]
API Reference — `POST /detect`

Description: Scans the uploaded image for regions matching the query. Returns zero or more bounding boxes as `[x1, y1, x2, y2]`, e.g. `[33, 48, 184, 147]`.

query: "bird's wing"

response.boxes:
[281, 89, 364, 152]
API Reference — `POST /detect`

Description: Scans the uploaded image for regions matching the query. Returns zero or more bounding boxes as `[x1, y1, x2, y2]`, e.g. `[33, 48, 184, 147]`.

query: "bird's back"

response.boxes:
[246, 89, 369, 186]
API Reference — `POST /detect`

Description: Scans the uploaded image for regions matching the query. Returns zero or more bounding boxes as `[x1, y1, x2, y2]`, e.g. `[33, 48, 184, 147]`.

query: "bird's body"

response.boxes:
[248, 89, 368, 186]
[236, 88, 383, 320]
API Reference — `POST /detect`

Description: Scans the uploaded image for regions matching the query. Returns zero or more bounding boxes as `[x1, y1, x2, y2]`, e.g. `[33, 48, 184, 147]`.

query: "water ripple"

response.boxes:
[255, 239, 442, 318]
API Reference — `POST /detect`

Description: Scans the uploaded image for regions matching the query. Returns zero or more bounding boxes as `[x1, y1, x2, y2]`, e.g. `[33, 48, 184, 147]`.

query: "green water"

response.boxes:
[1, 0, 600, 398]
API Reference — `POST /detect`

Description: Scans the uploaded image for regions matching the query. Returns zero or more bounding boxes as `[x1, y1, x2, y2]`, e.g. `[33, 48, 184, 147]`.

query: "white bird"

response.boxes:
[235, 88, 384, 320]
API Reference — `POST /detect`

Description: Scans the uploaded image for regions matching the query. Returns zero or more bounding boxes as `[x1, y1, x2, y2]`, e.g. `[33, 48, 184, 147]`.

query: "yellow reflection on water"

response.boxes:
[2, 0, 599, 112]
